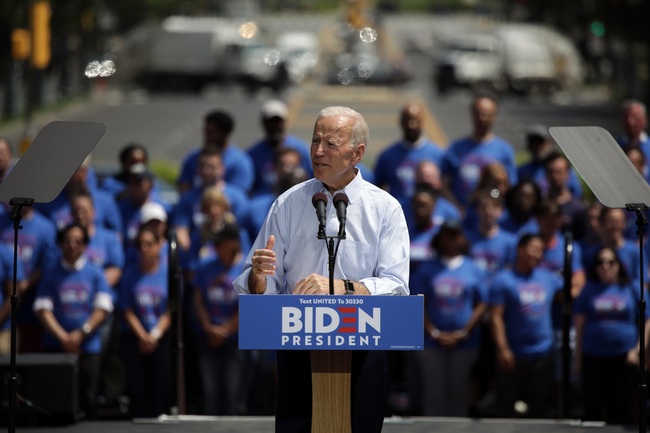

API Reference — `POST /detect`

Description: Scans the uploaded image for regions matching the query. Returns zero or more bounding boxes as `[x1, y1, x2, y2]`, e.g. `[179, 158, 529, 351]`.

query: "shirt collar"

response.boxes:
[61, 255, 87, 271]
[318, 167, 364, 206]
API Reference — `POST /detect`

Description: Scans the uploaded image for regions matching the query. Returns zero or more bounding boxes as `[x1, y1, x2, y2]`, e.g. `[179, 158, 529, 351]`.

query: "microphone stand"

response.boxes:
[317, 222, 345, 295]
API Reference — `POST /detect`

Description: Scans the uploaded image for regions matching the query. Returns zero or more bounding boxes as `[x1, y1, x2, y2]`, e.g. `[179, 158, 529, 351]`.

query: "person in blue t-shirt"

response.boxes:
[180, 186, 251, 283]
[404, 183, 449, 274]
[499, 179, 542, 236]
[118, 226, 171, 418]
[177, 110, 254, 194]
[411, 221, 487, 416]
[0, 205, 55, 353]
[192, 221, 246, 415]
[617, 100, 650, 165]
[489, 233, 562, 418]
[441, 95, 517, 208]
[33, 223, 113, 419]
[583, 207, 648, 287]
[374, 102, 444, 202]
[0, 242, 26, 354]
[247, 99, 312, 197]
[36, 159, 123, 234]
[466, 190, 517, 279]
[173, 147, 249, 252]
[574, 246, 648, 424]
[517, 124, 583, 199]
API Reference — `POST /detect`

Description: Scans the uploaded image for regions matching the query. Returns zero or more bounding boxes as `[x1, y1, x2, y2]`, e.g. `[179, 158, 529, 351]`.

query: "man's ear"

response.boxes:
[354, 143, 365, 163]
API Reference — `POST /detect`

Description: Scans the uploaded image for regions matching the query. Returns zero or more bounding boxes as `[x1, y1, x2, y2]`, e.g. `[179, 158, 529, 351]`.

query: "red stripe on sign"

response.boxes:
[338, 307, 356, 313]
[338, 327, 356, 333]
[342, 317, 356, 324]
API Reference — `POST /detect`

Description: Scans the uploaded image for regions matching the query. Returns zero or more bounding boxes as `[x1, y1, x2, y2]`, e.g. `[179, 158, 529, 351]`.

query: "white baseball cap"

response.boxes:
[140, 202, 168, 224]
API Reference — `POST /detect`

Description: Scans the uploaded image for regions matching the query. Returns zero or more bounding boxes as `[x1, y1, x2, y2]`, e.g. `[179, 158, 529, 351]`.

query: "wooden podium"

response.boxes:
[239, 294, 423, 432]
[311, 350, 352, 433]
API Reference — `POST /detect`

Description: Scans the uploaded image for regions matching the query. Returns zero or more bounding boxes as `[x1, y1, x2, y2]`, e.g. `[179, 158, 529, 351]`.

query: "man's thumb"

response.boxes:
[265, 235, 275, 250]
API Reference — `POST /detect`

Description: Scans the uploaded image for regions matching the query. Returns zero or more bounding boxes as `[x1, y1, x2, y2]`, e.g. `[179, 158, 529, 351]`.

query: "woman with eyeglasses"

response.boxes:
[117, 226, 170, 418]
[574, 246, 650, 424]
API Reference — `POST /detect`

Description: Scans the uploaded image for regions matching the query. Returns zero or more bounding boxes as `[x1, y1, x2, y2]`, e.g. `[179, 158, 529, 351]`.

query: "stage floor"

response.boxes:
[11, 416, 636, 433]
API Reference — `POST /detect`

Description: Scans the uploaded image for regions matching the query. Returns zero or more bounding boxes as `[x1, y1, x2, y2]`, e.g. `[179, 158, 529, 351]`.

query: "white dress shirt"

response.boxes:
[233, 172, 410, 296]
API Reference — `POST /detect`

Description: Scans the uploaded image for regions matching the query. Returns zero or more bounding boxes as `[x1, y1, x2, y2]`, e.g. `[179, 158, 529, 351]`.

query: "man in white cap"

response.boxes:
[247, 99, 312, 197]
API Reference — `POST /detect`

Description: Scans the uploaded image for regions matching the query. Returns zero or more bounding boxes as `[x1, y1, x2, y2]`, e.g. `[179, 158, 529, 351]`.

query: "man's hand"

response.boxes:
[293, 273, 332, 295]
[251, 236, 276, 278]
[249, 236, 276, 294]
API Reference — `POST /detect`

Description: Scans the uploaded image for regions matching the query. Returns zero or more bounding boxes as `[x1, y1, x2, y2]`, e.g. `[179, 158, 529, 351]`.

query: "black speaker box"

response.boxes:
[0, 353, 80, 425]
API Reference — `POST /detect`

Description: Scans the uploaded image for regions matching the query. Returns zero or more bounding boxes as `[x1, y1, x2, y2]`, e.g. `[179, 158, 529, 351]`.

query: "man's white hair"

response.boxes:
[317, 106, 369, 150]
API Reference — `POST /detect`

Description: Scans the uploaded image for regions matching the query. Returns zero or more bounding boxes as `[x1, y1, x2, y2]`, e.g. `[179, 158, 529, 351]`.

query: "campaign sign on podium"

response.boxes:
[238, 294, 423, 351]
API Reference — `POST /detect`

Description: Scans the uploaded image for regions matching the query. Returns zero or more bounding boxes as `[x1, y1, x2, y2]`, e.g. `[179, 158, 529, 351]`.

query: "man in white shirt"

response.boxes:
[234, 106, 410, 433]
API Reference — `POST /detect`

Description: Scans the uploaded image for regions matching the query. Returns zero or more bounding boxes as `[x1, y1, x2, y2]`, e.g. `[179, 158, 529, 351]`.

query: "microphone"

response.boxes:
[333, 192, 349, 239]
[312, 192, 328, 239]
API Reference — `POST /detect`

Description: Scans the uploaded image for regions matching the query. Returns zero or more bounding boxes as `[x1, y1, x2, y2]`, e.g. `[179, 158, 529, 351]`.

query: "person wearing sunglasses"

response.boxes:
[574, 246, 650, 424]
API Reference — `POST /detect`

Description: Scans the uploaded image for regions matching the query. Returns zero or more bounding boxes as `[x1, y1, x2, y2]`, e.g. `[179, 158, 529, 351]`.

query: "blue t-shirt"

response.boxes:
[118, 198, 170, 245]
[35, 258, 112, 354]
[0, 211, 56, 277]
[489, 267, 562, 357]
[181, 229, 250, 273]
[117, 262, 168, 333]
[36, 188, 123, 234]
[441, 135, 517, 206]
[82, 227, 124, 272]
[178, 145, 255, 194]
[373, 139, 444, 201]
[240, 193, 276, 244]
[517, 160, 583, 199]
[192, 256, 243, 339]
[0, 244, 26, 330]
[499, 210, 538, 236]
[466, 228, 517, 278]
[574, 280, 646, 357]
[247, 135, 312, 197]
[411, 257, 487, 349]
[408, 223, 440, 275]
[172, 185, 249, 238]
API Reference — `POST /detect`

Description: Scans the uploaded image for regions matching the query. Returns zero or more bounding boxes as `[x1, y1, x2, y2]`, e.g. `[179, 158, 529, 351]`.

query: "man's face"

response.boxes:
[477, 198, 502, 226]
[127, 176, 153, 204]
[124, 149, 146, 170]
[518, 237, 545, 270]
[263, 116, 286, 142]
[412, 192, 435, 223]
[400, 106, 422, 143]
[204, 122, 227, 148]
[71, 197, 94, 229]
[471, 98, 497, 136]
[622, 104, 647, 140]
[310, 116, 364, 191]
[545, 158, 569, 188]
[61, 227, 86, 264]
[198, 154, 224, 186]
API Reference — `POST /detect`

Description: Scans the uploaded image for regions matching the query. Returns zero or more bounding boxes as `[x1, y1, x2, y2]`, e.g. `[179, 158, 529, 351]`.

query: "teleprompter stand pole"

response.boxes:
[7, 198, 34, 433]
[627, 203, 648, 433]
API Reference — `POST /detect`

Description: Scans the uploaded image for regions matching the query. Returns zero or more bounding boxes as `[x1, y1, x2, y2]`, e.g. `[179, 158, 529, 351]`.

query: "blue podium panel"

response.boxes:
[239, 295, 423, 351]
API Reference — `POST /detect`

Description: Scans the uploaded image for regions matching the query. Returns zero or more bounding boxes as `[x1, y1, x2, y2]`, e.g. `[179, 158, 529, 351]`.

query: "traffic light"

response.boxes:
[590, 20, 605, 38]
[31, 0, 51, 69]
[11, 29, 31, 61]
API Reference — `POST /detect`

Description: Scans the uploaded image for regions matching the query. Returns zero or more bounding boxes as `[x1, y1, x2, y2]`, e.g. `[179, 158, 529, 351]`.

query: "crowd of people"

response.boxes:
[0, 95, 648, 424]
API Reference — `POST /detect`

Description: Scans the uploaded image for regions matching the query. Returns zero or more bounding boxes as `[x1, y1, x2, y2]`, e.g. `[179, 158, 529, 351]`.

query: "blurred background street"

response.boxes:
[1, 0, 641, 180]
